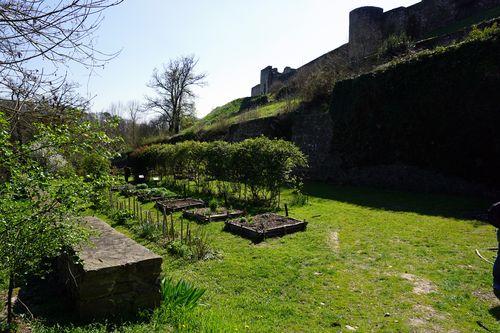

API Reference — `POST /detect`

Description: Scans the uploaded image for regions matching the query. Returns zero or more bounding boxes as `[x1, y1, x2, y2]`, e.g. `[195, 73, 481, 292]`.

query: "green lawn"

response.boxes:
[31, 183, 500, 332]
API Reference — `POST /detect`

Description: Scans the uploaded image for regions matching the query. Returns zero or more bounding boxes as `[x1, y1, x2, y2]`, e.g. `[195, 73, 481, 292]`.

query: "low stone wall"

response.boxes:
[59, 217, 163, 321]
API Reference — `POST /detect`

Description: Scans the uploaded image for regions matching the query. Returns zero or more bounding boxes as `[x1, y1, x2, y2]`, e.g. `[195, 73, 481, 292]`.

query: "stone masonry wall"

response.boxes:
[251, 0, 500, 94]
[194, 32, 500, 198]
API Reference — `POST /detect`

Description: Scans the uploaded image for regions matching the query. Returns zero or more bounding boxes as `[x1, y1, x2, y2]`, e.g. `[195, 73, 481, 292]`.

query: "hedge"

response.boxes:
[129, 137, 308, 205]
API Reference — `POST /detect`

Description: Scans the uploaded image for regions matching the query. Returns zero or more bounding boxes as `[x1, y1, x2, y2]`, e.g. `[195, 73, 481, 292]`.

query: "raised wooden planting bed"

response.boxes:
[183, 207, 245, 223]
[155, 198, 205, 213]
[225, 213, 307, 242]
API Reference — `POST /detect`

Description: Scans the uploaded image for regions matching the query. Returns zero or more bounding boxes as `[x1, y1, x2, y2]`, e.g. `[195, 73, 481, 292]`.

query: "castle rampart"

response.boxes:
[250, 0, 500, 96]
[348, 7, 385, 61]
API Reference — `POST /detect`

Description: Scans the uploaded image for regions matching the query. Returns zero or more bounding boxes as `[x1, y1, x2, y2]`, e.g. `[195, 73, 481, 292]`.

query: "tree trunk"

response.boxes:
[7, 273, 14, 328]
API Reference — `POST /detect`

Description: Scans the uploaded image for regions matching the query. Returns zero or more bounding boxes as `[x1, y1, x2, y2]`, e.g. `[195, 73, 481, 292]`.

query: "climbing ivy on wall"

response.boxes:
[329, 32, 500, 186]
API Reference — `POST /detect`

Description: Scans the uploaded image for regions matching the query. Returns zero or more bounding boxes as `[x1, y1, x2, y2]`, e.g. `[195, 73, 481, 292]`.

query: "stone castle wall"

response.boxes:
[184, 31, 500, 197]
[251, 0, 500, 96]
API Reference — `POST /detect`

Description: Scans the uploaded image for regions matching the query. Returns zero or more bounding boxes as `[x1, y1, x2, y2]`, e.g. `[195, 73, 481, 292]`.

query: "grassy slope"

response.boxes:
[184, 98, 297, 136]
[33, 184, 500, 332]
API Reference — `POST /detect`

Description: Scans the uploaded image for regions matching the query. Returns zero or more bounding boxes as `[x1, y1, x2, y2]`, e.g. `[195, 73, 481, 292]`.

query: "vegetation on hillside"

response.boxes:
[424, 6, 500, 39]
[329, 23, 500, 188]
[176, 21, 500, 141]
[180, 96, 299, 137]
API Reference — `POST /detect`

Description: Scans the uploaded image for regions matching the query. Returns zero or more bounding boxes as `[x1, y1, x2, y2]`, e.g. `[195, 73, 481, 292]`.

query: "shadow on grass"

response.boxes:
[302, 182, 493, 223]
[15, 274, 151, 331]
[489, 306, 500, 321]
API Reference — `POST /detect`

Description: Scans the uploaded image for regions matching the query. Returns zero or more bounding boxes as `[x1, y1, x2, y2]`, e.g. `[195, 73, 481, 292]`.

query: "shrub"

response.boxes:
[136, 183, 149, 190]
[466, 22, 499, 41]
[80, 153, 111, 178]
[167, 240, 193, 258]
[208, 198, 218, 212]
[377, 33, 413, 59]
[290, 190, 308, 207]
[129, 137, 308, 206]
[134, 220, 157, 240]
[110, 209, 134, 225]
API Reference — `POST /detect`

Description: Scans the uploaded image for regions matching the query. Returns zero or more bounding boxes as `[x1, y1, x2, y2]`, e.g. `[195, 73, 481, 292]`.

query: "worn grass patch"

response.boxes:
[24, 183, 500, 332]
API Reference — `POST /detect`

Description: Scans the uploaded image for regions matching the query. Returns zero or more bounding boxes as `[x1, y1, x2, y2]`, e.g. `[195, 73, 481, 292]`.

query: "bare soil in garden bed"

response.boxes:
[155, 198, 205, 213]
[183, 207, 244, 223]
[225, 213, 307, 242]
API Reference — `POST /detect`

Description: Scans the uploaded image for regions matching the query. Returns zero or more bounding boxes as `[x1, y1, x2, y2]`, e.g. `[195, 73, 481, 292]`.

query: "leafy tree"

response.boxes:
[0, 110, 117, 328]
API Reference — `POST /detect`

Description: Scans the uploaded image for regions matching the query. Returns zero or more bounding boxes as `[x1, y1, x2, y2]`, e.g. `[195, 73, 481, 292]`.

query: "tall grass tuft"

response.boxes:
[160, 277, 206, 311]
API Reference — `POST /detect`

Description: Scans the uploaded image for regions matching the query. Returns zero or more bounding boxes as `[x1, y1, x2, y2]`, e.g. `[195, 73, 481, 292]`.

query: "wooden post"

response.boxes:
[285, 204, 289, 217]
[170, 213, 175, 239]
[180, 217, 184, 242]
[128, 197, 131, 212]
[170, 213, 174, 238]
[162, 211, 166, 237]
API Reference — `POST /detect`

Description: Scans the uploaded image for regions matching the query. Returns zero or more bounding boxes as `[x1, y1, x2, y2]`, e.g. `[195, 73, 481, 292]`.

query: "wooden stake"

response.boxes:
[162, 213, 166, 237]
[170, 213, 174, 238]
[180, 217, 184, 242]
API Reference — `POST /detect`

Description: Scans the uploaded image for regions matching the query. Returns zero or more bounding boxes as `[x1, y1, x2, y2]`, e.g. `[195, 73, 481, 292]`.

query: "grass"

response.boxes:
[20, 183, 500, 332]
[184, 98, 299, 136]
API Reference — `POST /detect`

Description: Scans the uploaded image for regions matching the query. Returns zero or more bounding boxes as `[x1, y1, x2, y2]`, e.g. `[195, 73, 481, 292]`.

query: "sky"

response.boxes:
[65, 0, 420, 119]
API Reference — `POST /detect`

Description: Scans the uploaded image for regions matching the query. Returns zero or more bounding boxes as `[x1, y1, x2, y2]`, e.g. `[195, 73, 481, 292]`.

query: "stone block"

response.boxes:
[59, 217, 163, 321]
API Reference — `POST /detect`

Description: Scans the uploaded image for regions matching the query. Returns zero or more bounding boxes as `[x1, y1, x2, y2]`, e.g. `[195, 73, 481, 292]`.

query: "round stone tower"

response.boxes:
[348, 6, 384, 62]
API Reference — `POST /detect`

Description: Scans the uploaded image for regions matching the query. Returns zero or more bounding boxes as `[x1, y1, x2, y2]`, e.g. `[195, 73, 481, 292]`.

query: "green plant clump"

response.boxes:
[136, 183, 149, 190]
[208, 198, 219, 212]
[160, 277, 206, 311]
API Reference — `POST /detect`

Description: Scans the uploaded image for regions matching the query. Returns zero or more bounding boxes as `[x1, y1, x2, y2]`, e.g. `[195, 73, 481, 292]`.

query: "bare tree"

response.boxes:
[126, 100, 141, 147]
[0, 0, 123, 68]
[145, 55, 206, 134]
[0, 0, 124, 146]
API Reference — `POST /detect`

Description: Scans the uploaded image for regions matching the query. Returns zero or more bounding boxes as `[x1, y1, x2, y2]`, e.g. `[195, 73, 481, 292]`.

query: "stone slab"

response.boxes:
[60, 217, 163, 321]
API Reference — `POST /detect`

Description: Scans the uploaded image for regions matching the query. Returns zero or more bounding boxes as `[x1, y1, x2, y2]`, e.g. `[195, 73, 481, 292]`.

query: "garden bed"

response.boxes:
[137, 188, 178, 203]
[183, 207, 245, 223]
[155, 198, 205, 213]
[225, 213, 307, 242]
